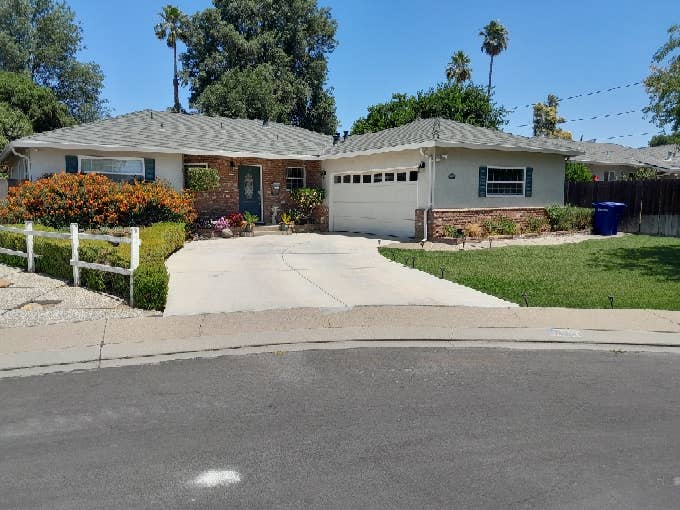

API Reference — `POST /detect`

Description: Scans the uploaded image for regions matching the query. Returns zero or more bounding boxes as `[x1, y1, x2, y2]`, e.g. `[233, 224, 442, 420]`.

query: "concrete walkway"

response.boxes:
[164, 234, 513, 316]
[1, 306, 679, 377]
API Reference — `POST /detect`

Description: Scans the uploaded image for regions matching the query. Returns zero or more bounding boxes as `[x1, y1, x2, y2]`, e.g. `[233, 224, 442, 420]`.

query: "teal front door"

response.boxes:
[238, 165, 262, 219]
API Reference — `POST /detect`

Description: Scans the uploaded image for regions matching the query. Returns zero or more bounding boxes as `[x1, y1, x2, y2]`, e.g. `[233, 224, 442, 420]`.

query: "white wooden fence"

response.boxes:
[0, 222, 141, 307]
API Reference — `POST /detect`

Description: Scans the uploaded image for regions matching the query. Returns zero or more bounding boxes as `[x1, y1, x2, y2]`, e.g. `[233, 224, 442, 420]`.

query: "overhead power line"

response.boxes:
[511, 108, 643, 128]
[507, 81, 642, 112]
[602, 131, 650, 141]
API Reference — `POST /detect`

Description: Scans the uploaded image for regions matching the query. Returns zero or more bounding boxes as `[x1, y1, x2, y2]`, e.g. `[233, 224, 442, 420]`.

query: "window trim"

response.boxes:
[183, 162, 209, 171]
[485, 166, 526, 197]
[285, 167, 306, 191]
[78, 156, 145, 177]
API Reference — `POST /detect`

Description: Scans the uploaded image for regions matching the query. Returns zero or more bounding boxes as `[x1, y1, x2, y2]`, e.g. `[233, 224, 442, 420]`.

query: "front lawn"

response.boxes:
[380, 235, 680, 310]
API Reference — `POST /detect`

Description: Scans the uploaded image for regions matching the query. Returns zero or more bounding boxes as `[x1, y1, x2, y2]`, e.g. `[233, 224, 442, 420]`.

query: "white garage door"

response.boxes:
[330, 169, 418, 238]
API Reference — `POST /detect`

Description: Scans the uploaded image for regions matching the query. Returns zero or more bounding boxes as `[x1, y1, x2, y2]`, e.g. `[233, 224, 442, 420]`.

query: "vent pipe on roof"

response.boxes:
[332, 132, 340, 145]
[343, 130, 349, 142]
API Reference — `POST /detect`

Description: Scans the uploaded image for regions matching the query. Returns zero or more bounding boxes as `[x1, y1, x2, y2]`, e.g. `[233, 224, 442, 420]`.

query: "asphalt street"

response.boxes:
[1, 347, 680, 509]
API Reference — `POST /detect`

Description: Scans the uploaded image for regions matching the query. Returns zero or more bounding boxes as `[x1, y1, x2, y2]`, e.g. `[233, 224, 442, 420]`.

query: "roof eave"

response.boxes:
[5, 140, 322, 161]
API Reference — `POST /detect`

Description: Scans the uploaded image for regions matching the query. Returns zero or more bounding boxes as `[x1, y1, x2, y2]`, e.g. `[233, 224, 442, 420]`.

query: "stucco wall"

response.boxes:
[432, 148, 566, 208]
[588, 163, 635, 182]
[19, 148, 184, 190]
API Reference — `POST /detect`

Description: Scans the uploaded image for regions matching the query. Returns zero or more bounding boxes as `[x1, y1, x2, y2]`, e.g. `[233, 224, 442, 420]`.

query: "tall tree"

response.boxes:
[649, 132, 680, 146]
[0, 0, 108, 123]
[479, 20, 509, 97]
[644, 24, 680, 136]
[351, 82, 506, 135]
[0, 70, 73, 146]
[533, 94, 572, 139]
[180, 0, 338, 134]
[155, 5, 188, 113]
[446, 51, 472, 84]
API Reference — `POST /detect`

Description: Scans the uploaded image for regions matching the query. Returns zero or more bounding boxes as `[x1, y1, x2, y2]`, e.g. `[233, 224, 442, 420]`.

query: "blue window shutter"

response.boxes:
[478, 166, 487, 197]
[144, 158, 156, 181]
[65, 155, 78, 173]
[525, 167, 533, 197]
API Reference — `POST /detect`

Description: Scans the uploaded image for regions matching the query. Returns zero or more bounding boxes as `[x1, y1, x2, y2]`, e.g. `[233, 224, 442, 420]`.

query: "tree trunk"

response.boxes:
[173, 43, 180, 113]
[487, 54, 494, 97]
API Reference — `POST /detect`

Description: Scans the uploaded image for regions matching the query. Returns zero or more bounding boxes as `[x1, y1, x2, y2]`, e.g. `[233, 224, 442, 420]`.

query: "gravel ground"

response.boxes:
[0, 264, 157, 328]
[395, 232, 627, 252]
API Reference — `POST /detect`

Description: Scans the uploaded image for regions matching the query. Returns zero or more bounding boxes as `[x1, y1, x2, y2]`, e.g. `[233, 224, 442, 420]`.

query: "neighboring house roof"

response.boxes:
[323, 118, 581, 158]
[636, 145, 680, 170]
[544, 139, 678, 170]
[1, 110, 583, 162]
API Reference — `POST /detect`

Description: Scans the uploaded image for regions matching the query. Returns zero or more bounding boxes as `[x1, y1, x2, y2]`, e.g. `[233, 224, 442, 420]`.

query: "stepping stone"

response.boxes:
[0, 278, 11, 288]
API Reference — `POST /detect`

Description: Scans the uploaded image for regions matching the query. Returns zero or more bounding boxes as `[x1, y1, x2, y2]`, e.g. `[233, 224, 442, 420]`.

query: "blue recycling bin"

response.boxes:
[592, 202, 627, 235]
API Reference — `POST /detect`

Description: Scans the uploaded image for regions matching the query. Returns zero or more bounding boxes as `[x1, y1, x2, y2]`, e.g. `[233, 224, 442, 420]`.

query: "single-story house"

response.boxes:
[546, 139, 679, 181]
[1, 110, 581, 239]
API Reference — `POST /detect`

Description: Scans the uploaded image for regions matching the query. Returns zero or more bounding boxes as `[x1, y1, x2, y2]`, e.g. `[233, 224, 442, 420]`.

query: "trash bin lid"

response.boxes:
[592, 201, 627, 208]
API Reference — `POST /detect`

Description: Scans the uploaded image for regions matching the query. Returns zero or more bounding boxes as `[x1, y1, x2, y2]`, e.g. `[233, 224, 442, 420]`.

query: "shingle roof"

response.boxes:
[636, 145, 680, 169]
[545, 139, 678, 170]
[8, 110, 331, 159]
[323, 118, 581, 157]
[3, 111, 581, 160]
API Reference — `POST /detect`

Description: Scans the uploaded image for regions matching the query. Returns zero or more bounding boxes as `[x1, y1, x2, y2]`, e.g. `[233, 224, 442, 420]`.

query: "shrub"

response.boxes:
[186, 167, 220, 191]
[546, 205, 593, 231]
[0, 173, 196, 228]
[525, 216, 549, 234]
[442, 225, 464, 238]
[565, 161, 593, 183]
[227, 212, 244, 227]
[0, 221, 185, 310]
[630, 167, 657, 181]
[464, 223, 484, 238]
[483, 215, 518, 236]
[290, 187, 325, 222]
[212, 216, 229, 232]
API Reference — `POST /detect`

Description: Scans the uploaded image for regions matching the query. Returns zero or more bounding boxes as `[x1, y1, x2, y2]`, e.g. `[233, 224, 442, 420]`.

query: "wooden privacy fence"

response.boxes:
[565, 180, 680, 236]
[0, 222, 142, 306]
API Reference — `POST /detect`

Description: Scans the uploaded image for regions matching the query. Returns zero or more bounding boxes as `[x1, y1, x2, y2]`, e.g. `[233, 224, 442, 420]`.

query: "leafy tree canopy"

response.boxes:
[533, 94, 572, 140]
[630, 167, 658, 181]
[565, 161, 593, 183]
[180, 0, 338, 134]
[0, 70, 73, 146]
[649, 131, 680, 146]
[0, 0, 108, 123]
[351, 82, 506, 135]
[644, 24, 680, 133]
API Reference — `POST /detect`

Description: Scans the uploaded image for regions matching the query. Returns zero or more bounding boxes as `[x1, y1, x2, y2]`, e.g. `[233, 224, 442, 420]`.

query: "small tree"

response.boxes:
[565, 161, 593, 182]
[185, 167, 219, 192]
[533, 94, 572, 139]
[289, 187, 325, 222]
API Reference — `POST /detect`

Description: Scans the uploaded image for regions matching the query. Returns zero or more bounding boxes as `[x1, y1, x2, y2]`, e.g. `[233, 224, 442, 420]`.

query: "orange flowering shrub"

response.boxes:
[0, 173, 196, 228]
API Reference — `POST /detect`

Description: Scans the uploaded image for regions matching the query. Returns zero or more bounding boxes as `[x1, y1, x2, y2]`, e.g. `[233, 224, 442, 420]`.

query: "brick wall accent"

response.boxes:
[415, 207, 548, 240]
[184, 155, 322, 223]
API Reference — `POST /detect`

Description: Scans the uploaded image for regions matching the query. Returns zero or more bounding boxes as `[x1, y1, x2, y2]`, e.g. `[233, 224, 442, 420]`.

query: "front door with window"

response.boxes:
[238, 165, 262, 218]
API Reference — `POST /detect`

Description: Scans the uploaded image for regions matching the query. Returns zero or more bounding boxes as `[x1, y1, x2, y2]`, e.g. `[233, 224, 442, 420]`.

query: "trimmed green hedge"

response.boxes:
[0, 222, 185, 310]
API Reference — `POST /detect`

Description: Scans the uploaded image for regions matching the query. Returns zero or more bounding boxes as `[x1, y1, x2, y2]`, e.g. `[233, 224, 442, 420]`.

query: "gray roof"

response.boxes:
[5, 110, 331, 159]
[545, 139, 678, 170]
[2, 111, 581, 161]
[324, 118, 581, 157]
[636, 145, 680, 169]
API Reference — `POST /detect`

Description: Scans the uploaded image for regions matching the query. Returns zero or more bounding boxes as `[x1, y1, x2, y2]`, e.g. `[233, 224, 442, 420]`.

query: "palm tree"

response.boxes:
[446, 51, 472, 84]
[479, 20, 509, 97]
[154, 5, 188, 113]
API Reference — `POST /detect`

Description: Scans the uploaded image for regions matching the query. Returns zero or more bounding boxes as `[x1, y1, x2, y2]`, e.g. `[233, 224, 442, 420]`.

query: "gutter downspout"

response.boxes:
[10, 146, 30, 180]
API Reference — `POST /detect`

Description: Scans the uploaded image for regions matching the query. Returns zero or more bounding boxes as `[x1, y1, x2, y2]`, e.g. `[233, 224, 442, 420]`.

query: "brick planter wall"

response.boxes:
[415, 207, 549, 240]
[184, 155, 322, 224]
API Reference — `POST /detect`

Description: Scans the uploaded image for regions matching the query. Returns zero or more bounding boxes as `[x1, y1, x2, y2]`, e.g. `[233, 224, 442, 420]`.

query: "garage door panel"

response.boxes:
[330, 178, 417, 238]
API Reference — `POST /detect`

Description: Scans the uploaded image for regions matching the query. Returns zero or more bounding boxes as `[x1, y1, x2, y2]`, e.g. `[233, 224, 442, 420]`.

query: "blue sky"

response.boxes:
[69, 0, 676, 147]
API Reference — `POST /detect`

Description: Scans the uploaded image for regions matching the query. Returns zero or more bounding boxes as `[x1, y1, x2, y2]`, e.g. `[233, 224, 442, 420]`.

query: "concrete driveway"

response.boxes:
[164, 234, 514, 316]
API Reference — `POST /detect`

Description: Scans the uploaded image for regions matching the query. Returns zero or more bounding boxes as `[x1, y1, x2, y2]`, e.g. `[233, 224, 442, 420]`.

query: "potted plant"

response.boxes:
[227, 212, 244, 237]
[280, 211, 294, 232]
[243, 211, 259, 236]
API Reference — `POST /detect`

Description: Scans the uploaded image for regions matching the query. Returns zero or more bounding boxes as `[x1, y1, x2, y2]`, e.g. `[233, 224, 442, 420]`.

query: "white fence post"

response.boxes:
[129, 227, 140, 307]
[70, 223, 80, 287]
[25, 221, 34, 273]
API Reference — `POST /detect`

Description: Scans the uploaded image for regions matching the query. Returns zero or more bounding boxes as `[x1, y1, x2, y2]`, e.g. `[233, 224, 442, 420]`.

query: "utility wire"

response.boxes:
[507, 81, 642, 112]
[511, 108, 642, 128]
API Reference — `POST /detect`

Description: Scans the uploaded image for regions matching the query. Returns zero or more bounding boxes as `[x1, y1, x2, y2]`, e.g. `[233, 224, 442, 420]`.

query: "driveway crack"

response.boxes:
[281, 245, 348, 308]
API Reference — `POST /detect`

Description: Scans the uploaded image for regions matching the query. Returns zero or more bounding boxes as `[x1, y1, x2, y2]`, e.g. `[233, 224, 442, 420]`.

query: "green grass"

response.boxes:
[380, 235, 680, 310]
